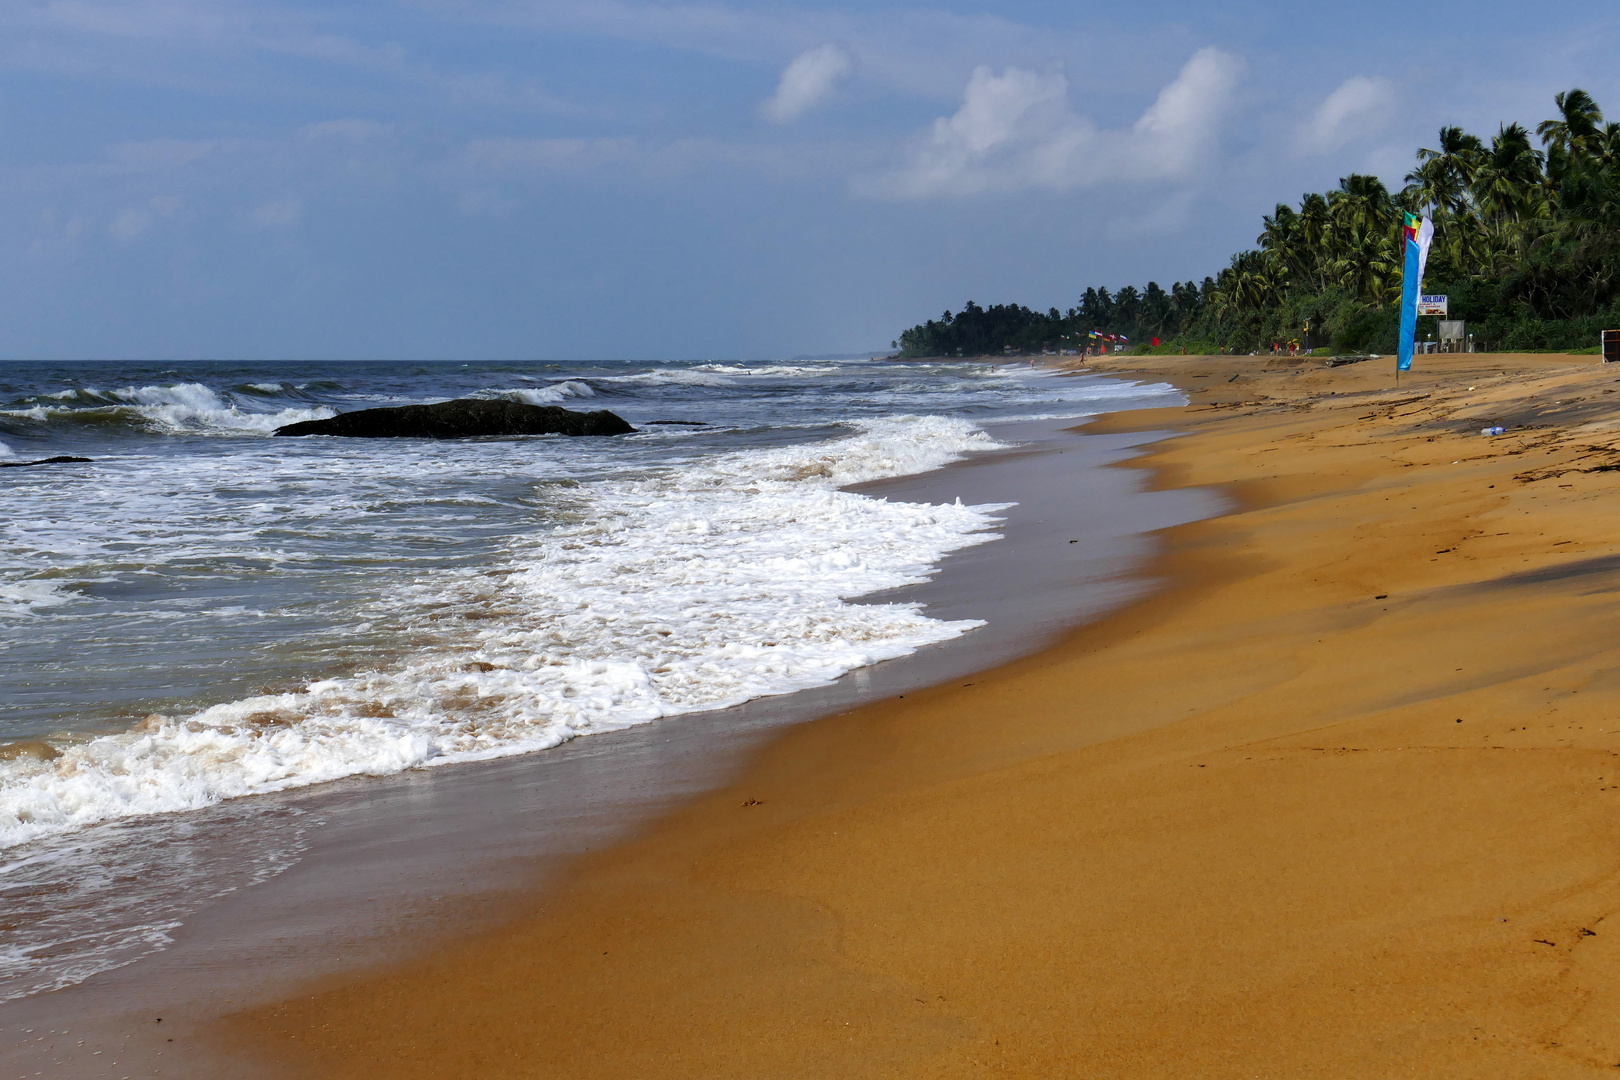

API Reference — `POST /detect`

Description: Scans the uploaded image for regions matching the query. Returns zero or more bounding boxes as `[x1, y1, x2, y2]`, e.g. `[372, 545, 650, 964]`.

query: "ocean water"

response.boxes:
[0, 357, 1178, 1000]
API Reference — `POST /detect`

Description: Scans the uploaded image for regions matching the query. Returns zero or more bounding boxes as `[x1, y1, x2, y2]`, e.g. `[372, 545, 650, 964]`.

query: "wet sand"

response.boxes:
[0, 411, 1215, 1078]
[229, 351, 1620, 1078]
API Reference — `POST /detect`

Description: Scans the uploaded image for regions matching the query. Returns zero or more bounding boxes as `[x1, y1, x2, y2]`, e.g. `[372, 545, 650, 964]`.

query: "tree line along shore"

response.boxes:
[895, 88, 1620, 359]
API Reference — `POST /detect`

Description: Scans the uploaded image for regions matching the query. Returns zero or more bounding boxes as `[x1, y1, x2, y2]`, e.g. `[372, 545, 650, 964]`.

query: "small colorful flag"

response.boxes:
[1397, 212, 1435, 372]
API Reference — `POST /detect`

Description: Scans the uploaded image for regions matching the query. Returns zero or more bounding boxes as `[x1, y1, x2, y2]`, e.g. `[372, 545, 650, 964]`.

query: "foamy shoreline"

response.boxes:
[0, 406, 1214, 1076]
[8, 360, 1616, 1078]
[0, 414, 1010, 855]
[195, 349, 1620, 1080]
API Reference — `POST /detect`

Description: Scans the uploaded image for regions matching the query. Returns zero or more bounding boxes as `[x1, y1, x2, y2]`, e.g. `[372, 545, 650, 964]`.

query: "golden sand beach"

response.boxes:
[232, 351, 1620, 1078]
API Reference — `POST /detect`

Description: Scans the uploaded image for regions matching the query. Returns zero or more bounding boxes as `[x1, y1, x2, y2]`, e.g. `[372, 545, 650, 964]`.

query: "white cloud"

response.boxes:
[759, 43, 852, 123]
[457, 186, 521, 216]
[460, 135, 842, 184]
[248, 198, 302, 227]
[0, 0, 583, 118]
[434, 1, 1064, 100]
[106, 196, 179, 240]
[858, 46, 1243, 199]
[938, 66, 1071, 155]
[108, 207, 151, 240]
[1129, 47, 1244, 176]
[1297, 76, 1396, 155]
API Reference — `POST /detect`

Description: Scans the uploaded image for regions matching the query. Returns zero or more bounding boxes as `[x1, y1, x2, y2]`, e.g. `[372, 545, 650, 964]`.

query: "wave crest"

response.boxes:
[487, 380, 597, 405]
[1, 382, 336, 435]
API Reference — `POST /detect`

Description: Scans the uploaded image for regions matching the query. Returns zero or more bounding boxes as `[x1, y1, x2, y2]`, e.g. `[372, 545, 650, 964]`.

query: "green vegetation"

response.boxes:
[894, 284, 1212, 357]
[895, 89, 1620, 357]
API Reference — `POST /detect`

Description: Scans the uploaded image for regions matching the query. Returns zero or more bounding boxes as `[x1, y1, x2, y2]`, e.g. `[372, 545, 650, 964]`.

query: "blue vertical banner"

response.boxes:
[1396, 212, 1435, 372]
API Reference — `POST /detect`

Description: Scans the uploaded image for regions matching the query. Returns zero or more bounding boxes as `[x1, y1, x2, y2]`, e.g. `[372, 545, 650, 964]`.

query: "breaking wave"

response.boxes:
[488, 380, 598, 405]
[0, 383, 334, 435]
[0, 415, 1009, 851]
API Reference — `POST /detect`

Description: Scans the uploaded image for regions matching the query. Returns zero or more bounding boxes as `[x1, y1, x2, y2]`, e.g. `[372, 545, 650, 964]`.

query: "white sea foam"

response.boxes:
[0, 580, 70, 617]
[998, 374, 1187, 420]
[110, 383, 334, 433]
[0, 415, 1009, 850]
[0, 439, 12, 459]
[492, 380, 597, 405]
[1, 383, 335, 434]
[0, 361, 1190, 1005]
[692, 363, 839, 378]
[600, 369, 737, 387]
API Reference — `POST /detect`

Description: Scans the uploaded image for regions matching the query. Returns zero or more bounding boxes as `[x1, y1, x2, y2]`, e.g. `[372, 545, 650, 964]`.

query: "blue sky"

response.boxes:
[6, 0, 1619, 359]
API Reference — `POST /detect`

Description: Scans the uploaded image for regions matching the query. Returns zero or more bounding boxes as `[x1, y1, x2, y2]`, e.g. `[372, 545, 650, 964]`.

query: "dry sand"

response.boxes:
[229, 351, 1620, 1078]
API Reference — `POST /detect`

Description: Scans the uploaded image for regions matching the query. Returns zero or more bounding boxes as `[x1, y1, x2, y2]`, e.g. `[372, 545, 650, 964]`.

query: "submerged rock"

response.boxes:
[273, 399, 635, 439]
[0, 455, 94, 469]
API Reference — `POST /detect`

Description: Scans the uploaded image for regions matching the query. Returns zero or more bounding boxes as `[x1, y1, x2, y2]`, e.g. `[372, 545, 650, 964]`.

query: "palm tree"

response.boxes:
[1328, 174, 1398, 237]
[1406, 126, 1482, 218]
[1475, 124, 1545, 212]
[1590, 122, 1620, 169]
[1537, 89, 1603, 157]
[1330, 218, 1401, 304]
[1113, 285, 1142, 332]
[1140, 282, 1172, 336]
[1438, 206, 1490, 279]
[1211, 251, 1277, 318]
[1318, 175, 1400, 300]
[1169, 281, 1202, 332]
[1257, 203, 1306, 286]
[1470, 123, 1548, 269]
[1080, 287, 1113, 327]
[1295, 192, 1333, 289]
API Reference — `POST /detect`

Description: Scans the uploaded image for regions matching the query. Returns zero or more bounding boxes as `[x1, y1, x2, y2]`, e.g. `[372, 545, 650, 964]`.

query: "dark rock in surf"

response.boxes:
[0, 455, 94, 469]
[273, 399, 635, 439]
